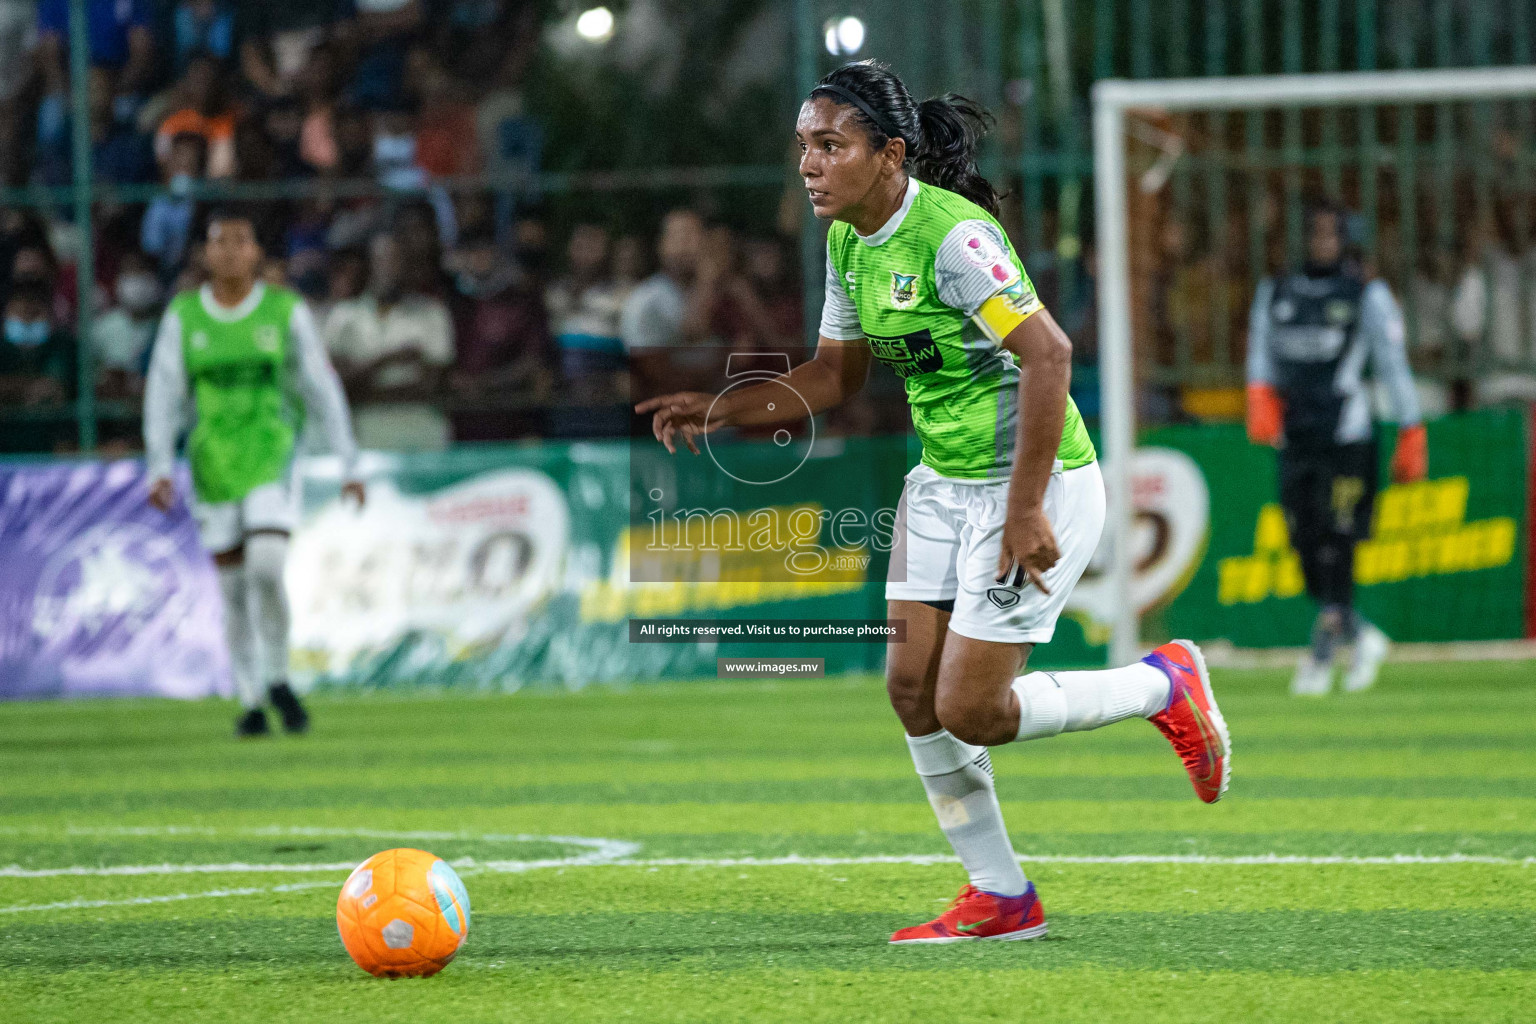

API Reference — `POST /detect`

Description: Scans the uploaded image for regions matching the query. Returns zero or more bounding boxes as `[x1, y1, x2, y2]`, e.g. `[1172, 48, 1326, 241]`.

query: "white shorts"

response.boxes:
[885, 461, 1106, 644]
[193, 474, 300, 556]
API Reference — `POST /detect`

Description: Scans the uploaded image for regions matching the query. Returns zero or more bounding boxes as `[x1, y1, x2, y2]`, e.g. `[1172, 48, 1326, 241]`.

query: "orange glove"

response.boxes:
[1246, 383, 1283, 446]
[1391, 423, 1428, 483]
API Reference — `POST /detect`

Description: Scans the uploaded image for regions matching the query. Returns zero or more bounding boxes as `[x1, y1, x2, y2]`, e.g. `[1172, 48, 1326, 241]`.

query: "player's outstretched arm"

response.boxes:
[143, 306, 187, 511]
[635, 335, 871, 454]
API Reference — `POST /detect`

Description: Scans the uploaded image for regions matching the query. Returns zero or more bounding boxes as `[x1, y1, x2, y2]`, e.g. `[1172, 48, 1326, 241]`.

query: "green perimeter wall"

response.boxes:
[292, 408, 1527, 689]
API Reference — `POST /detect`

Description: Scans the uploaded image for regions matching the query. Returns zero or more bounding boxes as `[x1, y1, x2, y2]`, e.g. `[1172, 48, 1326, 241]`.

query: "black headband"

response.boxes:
[810, 84, 907, 145]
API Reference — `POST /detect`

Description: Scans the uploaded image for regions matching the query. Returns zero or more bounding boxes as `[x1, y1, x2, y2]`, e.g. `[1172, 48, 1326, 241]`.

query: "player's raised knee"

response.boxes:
[934, 689, 1006, 747]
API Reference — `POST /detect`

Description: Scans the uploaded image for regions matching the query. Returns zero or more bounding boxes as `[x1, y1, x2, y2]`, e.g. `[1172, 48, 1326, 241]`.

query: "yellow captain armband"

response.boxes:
[973, 276, 1044, 343]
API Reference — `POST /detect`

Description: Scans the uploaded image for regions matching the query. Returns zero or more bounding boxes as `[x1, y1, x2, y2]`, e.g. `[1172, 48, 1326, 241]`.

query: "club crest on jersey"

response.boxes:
[890, 271, 918, 309]
[254, 325, 281, 353]
[190, 330, 209, 350]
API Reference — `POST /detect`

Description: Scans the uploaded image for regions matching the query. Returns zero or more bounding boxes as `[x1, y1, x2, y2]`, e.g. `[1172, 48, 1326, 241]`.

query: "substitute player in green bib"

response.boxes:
[639, 61, 1231, 944]
[145, 208, 364, 738]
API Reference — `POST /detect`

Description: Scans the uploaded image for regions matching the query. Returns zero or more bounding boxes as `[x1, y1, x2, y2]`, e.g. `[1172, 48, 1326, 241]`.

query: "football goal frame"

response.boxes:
[1091, 66, 1536, 666]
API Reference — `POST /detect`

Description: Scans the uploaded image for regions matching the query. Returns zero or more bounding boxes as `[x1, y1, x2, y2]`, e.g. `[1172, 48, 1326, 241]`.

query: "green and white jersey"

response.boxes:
[144, 283, 357, 504]
[820, 178, 1095, 481]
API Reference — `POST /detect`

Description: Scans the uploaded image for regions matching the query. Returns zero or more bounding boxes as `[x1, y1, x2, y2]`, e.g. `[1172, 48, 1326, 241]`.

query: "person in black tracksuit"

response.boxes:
[1245, 204, 1427, 695]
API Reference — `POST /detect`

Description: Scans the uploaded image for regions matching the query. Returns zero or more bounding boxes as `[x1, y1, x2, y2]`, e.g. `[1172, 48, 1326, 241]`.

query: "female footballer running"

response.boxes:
[637, 61, 1230, 944]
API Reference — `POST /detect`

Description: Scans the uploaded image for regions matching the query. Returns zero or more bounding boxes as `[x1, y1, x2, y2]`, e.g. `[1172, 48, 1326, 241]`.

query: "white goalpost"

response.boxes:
[1092, 66, 1536, 667]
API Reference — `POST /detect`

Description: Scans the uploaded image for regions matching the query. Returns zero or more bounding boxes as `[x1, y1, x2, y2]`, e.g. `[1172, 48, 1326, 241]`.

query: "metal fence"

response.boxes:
[790, 0, 1536, 402]
[9, 0, 1536, 452]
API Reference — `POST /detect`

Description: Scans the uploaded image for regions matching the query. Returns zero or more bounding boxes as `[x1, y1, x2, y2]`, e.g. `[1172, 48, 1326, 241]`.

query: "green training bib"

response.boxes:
[175, 284, 301, 503]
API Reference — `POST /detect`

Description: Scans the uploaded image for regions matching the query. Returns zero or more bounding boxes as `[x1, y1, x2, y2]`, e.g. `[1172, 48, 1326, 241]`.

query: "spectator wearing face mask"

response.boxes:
[9, 240, 73, 329]
[370, 104, 424, 191]
[0, 278, 76, 452]
[323, 230, 455, 450]
[93, 250, 162, 399]
[141, 132, 206, 279]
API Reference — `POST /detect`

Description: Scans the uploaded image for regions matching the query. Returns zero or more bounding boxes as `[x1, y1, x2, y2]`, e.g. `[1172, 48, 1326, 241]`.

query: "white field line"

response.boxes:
[5, 851, 1534, 881]
[0, 827, 642, 878]
[2, 851, 1531, 915]
[0, 880, 336, 915]
[615, 853, 1536, 868]
[0, 861, 362, 878]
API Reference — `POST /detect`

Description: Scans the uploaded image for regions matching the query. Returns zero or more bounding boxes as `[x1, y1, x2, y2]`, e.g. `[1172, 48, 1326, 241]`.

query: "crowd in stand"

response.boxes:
[1146, 182, 1536, 420]
[0, 0, 542, 187]
[0, 0, 814, 453]
[8, 1, 1530, 456]
[0, 192, 809, 453]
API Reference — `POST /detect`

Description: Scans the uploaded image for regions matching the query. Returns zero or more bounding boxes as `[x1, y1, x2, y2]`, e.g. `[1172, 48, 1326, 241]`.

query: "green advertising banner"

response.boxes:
[1159, 410, 1527, 646]
[290, 409, 1528, 691]
[291, 439, 903, 691]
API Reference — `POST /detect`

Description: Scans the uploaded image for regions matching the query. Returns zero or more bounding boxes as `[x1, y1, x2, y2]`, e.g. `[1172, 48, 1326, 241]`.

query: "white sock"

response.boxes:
[1012, 664, 1171, 742]
[244, 534, 292, 690]
[907, 729, 1027, 897]
[218, 565, 262, 710]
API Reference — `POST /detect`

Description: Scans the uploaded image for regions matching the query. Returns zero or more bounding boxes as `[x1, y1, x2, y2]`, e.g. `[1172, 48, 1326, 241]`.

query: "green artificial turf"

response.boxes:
[2, 660, 1533, 1022]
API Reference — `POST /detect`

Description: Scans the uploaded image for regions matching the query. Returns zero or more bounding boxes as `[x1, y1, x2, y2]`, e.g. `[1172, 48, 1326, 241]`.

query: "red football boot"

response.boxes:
[889, 883, 1047, 945]
[1145, 639, 1231, 803]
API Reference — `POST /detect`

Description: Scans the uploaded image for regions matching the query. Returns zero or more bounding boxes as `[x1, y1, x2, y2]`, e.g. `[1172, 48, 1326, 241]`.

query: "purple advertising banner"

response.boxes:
[0, 460, 230, 700]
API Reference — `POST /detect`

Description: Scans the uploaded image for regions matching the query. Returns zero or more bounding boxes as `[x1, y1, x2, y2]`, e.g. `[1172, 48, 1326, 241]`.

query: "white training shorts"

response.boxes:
[885, 460, 1106, 644]
[192, 473, 300, 556]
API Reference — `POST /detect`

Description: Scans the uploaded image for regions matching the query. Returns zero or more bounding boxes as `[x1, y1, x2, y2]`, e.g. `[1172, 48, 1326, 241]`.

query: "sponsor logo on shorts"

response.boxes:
[986, 587, 1020, 609]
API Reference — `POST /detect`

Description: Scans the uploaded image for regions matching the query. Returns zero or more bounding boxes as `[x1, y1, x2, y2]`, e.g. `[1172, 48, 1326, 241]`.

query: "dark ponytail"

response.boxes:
[809, 61, 1000, 215]
[913, 95, 998, 216]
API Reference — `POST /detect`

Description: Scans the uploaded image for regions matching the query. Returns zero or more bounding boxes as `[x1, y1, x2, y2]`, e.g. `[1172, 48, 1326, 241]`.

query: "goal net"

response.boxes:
[1091, 68, 1536, 665]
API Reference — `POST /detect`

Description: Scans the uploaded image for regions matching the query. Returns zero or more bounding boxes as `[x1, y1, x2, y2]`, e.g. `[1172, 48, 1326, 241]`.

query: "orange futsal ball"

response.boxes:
[336, 848, 472, 978]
